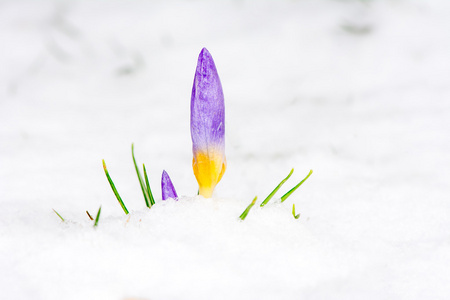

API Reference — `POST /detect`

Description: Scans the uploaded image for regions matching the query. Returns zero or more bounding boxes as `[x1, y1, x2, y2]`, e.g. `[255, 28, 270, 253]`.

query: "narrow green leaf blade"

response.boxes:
[102, 159, 129, 214]
[292, 204, 300, 219]
[260, 168, 294, 207]
[239, 196, 258, 221]
[52, 209, 65, 222]
[143, 164, 155, 206]
[281, 170, 313, 202]
[132, 144, 150, 208]
[94, 206, 102, 227]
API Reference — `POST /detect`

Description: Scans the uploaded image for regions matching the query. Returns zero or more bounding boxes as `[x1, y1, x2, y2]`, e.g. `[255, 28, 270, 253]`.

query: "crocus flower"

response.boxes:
[191, 48, 226, 198]
[161, 170, 178, 200]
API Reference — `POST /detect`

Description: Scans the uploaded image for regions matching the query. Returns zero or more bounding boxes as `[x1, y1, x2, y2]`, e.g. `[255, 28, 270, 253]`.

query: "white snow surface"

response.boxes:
[1, 0, 450, 299]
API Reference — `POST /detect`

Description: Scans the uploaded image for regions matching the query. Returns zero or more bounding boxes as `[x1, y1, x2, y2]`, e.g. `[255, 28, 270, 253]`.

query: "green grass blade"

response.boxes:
[102, 159, 129, 214]
[281, 170, 313, 202]
[239, 196, 258, 221]
[260, 168, 294, 207]
[132, 143, 150, 208]
[143, 164, 155, 206]
[94, 206, 101, 227]
[52, 209, 65, 222]
[292, 204, 300, 219]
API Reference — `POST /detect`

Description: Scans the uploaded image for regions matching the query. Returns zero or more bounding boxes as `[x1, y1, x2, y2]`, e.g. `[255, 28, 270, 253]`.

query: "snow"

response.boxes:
[1, 0, 450, 299]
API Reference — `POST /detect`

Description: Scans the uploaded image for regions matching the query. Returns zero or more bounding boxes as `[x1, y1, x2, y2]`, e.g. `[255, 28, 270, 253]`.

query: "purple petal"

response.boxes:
[161, 170, 178, 200]
[190, 47, 225, 155]
[190, 48, 226, 197]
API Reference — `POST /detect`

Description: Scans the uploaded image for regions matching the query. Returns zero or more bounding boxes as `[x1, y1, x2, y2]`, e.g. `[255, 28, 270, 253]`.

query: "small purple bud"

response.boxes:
[161, 170, 178, 200]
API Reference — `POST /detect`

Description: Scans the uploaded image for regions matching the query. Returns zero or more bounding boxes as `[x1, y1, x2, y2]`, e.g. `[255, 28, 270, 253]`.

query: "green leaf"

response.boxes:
[239, 196, 258, 221]
[281, 170, 313, 202]
[292, 204, 300, 219]
[52, 209, 65, 222]
[94, 206, 101, 227]
[260, 168, 294, 207]
[132, 143, 151, 208]
[102, 159, 129, 214]
[143, 164, 155, 206]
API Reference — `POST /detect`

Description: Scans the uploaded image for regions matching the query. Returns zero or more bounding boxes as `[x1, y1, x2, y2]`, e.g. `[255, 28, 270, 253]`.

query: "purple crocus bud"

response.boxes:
[161, 170, 178, 200]
[191, 48, 226, 198]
